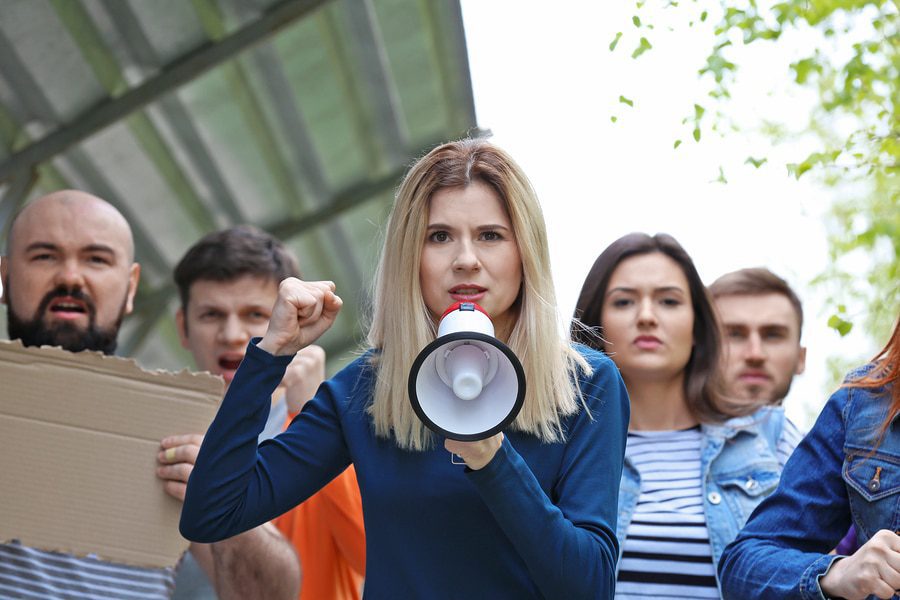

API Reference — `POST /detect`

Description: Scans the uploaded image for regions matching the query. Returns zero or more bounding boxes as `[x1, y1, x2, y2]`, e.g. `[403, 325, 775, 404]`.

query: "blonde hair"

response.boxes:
[366, 139, 591, 451]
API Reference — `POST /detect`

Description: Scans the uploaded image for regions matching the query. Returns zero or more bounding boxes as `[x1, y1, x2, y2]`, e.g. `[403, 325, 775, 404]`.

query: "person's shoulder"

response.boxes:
[836, 362, 894, 423]
[844, 362, 877, 382]
[716, 406, 788, 443]
[330, 350, 376, 377]
[571, 342, 618, 375]
[812, 363, 877, 413]
[569, 343, 628, 421]
[841, 362, 890, 398]
[322, 350, 377, 405]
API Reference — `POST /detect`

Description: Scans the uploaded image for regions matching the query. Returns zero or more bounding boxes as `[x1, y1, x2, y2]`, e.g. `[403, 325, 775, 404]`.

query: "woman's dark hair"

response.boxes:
[571, 232, 735, 423]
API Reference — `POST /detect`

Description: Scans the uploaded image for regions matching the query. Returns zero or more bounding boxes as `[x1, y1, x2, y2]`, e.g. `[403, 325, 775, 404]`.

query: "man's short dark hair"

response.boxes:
[174, 225, 300, 310]
[708, 267, 804, 333]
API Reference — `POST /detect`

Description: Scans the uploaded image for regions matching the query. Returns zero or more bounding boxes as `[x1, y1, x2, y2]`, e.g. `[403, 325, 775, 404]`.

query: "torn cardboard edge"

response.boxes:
[0, 339, 223, 568]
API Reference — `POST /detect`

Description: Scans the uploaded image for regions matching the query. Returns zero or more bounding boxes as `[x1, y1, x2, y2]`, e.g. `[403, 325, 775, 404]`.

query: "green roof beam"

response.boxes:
[50, 0, 218, 233]
[191, 0, 309, 218]
[0, 0, 331, 185]
[316, 7, 385, 174]
[418, 0, 478, 134]
[98, 0, 247, 226]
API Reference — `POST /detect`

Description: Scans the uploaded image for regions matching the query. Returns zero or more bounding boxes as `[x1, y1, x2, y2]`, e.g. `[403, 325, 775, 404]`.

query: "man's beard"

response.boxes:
[5, 281, 126, 355]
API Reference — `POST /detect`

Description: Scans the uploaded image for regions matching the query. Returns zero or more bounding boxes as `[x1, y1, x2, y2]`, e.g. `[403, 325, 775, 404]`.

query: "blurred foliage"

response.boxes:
[611, 0, 899, 353]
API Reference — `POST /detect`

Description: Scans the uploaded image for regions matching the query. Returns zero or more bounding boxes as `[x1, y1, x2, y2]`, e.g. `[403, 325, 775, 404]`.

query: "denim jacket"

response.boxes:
[616, 406, 789, 593]
[719, 367, 899, 600]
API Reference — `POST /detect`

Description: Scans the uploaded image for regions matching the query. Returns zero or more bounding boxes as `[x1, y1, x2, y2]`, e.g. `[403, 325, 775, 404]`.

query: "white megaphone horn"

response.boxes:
[408, 302, 526, 441]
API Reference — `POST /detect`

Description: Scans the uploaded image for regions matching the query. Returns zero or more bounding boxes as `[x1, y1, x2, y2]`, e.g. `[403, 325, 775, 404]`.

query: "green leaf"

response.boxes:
[692, 127, 701, 142]
[631, 37, 653, 59]
[787, 162, 811, 179]
[633, 15, 642, 27]
[611, 116, 618, 123]
[745, 156, 768, 168]
[700, 10, 708, 21]
[619, 95, 634, 107]
[789, 150, 843, 179]
[827, 314, 854, 337]
[674, 139, 682, 149]
[714, 166, 728, 184]
[694, 104, 706, 120]
[609, 31, 623, 51]
[792, 57, 821, 84]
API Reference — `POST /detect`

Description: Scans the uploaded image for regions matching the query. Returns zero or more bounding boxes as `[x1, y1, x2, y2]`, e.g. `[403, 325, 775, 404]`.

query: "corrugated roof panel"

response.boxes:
[178, 67, 291, 224]
[124, 0, 208, 66]
[0, 0, 479, 373]
[73, 122, 207, 263]
[273, 17, 372, 188]
[373, 0, 450, 142]
[0, 1, 101, 123]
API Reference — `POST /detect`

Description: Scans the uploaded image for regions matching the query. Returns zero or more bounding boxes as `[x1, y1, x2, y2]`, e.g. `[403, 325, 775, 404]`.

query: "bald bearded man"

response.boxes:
[0, 191, 300, 600]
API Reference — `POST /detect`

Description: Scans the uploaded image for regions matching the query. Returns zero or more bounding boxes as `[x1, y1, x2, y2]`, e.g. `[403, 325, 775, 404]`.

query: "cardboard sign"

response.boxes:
[0, 339, 223, 568]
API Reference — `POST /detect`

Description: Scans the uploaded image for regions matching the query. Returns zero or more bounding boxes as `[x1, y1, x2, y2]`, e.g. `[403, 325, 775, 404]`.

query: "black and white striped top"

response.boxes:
[0, 542, 175, 599]
[615, 421, 801, 599]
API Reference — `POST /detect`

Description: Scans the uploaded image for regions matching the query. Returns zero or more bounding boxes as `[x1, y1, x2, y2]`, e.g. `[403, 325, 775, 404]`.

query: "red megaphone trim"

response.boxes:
[440, 301, 491, 321]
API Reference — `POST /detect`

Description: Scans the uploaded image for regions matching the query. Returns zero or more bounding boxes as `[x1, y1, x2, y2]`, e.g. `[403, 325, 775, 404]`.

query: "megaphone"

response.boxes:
[408, 302, 526, 441]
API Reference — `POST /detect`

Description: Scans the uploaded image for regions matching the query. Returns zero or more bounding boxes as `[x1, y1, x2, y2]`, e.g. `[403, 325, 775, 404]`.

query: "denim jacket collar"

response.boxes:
[702, 410, 772, 441]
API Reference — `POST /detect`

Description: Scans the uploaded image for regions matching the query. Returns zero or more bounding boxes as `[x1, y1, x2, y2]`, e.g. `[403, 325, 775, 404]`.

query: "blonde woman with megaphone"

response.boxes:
[180, 139, 629, 599]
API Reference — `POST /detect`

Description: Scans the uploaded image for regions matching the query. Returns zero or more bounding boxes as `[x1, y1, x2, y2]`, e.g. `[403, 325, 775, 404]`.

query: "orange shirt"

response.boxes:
[273, 461, 365, 600]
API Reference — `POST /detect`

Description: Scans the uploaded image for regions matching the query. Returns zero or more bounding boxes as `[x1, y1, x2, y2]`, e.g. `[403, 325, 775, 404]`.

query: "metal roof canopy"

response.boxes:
[0, 0, 479, 372]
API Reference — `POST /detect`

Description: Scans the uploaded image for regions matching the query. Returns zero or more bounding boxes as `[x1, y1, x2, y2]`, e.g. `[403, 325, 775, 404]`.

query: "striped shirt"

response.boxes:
[615, 421, 802, 599]
[0, 542, 175, 599]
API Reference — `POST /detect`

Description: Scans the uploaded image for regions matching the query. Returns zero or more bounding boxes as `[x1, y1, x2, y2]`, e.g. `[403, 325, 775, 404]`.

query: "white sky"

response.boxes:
[460, 1, 876, 428]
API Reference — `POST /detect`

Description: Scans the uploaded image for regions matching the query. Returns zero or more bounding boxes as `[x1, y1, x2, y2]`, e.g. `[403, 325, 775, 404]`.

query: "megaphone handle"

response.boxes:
[450, 453, 466, 465]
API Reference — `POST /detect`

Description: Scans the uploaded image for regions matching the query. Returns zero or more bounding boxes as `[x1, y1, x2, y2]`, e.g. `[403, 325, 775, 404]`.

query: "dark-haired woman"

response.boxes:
[572, 232, 801, 598]
[720, 314, 900, 599]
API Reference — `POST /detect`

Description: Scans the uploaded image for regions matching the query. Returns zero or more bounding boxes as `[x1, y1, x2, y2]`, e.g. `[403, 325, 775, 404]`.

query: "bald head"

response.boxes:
[9, 190, 135, 262]
[3, 190, 140, 354]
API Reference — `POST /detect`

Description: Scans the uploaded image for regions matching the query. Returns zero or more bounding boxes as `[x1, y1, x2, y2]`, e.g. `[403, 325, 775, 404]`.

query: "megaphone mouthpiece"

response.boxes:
[440, 343, 488, 401]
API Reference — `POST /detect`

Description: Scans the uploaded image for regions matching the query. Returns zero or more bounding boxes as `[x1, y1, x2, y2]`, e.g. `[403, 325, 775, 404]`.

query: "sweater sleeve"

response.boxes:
[718, 388, 851, 600]
[181, 339, 353, 543]
[466, 353, 629, 599]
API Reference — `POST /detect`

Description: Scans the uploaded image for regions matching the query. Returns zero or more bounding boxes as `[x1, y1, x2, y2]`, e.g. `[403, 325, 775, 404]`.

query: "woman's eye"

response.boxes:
[429, 231, 450, 243]
[611, 298, 632, 308]
[661, 298, 681, 306]
[480, 231, 502, 241]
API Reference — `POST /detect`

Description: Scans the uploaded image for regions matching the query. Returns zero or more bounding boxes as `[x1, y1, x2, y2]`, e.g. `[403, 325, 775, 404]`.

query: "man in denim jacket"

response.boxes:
[710, 267, 807, 408]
